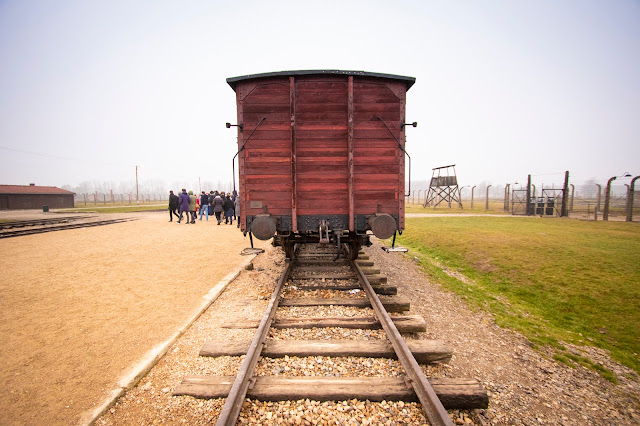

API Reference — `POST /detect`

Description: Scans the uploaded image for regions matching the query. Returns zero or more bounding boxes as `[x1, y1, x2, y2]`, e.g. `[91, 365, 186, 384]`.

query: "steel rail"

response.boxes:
[0, 218, 136, 238]
[0, 216, 91, 230]
[215, 261, 293, 426]
[351, 259, 454, 426]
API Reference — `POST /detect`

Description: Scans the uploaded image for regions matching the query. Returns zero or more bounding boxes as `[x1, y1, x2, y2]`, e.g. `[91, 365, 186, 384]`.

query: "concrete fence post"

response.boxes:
[486, 185, 492, 211]
[603, 177, 616, 221]
[526, 175, 532, 216]
[561, 171, 570, 217]
[570, 184, 575, 213]
[627, 176, 639, 222]
[595, 184, 601, 220]
[503, 184, 510, 211]
[471, 185, 476, 209]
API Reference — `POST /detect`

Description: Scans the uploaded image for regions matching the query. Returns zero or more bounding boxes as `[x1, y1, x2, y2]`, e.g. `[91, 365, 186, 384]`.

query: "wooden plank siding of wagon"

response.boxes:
[239, 81, 292, 223]
[352, 81, 405, 224]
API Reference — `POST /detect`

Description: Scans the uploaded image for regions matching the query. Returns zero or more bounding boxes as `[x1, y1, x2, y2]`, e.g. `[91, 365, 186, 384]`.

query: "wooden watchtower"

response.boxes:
[423, 165, 463, 209]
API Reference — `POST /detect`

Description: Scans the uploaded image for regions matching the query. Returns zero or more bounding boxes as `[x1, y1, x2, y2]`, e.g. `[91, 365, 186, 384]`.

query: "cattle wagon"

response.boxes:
[227, 70, 415, 259]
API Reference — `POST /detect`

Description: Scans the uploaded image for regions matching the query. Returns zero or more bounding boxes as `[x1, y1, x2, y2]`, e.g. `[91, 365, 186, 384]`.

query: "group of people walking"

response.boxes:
[168, 189, 239, 226]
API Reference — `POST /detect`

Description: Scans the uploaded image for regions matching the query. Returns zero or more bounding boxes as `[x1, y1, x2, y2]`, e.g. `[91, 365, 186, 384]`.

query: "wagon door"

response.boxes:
[293, 76, 349, 232]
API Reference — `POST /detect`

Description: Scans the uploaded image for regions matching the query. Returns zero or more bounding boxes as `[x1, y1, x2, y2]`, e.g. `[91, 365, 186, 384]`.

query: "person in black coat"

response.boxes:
[168, 190, 179, 221]
[223, 195, 235, 225]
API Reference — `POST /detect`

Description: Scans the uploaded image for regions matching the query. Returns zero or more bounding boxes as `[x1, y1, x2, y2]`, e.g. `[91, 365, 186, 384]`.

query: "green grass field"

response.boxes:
[396, 216, 640, 380]
[405, 201, 510, 215]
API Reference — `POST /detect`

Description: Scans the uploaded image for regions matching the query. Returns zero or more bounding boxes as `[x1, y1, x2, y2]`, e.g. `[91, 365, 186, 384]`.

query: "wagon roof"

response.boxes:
[226, 70, 416, 91]
[0, 185, 75, 195]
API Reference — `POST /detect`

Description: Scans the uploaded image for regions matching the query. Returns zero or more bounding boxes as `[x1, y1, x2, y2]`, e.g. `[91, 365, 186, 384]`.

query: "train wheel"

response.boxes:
[348, 241, 360, 260]
[284, 241, 296, 261]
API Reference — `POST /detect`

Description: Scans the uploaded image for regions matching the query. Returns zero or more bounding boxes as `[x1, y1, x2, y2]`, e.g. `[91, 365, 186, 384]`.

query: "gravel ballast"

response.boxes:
[96, 240, 640, 425]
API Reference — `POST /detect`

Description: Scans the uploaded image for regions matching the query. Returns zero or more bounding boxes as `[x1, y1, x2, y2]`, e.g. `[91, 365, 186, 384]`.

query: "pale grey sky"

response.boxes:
[1, 0, 638, 193]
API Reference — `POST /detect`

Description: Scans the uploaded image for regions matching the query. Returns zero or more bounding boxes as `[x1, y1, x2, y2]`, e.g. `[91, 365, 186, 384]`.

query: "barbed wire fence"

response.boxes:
[73, 192, 167, 206]
[406, 173, 640, 222]
[69, 181, 237, 207]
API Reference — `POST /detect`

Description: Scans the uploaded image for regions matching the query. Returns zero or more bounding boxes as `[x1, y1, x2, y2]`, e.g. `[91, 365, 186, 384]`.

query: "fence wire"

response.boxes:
[406, 186, 640, 221]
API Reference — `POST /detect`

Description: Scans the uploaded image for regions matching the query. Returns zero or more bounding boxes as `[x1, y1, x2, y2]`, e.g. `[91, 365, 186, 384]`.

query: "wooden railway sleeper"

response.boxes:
[177, 244, 487, 425]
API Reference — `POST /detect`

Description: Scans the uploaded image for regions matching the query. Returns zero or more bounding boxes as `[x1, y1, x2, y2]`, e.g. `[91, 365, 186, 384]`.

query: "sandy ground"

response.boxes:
[0, 210, 264, 425]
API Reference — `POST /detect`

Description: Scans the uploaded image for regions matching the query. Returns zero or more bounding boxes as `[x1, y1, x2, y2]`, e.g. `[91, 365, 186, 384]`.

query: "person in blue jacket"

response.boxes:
[199, 191, 209, 221]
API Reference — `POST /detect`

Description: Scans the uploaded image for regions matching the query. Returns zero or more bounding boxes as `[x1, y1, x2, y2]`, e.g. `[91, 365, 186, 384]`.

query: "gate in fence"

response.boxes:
[537, 189, 565, 216]
[511, 190, 529, 215]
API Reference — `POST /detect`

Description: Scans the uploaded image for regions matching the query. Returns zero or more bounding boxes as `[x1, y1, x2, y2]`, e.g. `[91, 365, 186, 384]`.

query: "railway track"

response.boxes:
[0, 216, 96, 230]
[174, 245, 488, 425]
[0, 217, 137, 238]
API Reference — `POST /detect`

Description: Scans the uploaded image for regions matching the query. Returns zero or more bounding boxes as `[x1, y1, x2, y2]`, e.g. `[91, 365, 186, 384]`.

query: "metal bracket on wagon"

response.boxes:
[318, 220, 330, 244]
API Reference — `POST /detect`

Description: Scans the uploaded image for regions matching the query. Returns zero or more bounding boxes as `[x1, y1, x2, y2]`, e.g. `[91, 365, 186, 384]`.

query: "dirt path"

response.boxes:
[0, 211, 264, 425]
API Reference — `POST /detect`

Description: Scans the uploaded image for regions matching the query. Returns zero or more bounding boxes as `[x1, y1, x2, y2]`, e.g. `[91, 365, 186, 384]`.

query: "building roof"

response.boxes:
[227, 69, 416, 91]
[0, 185, 75, 195]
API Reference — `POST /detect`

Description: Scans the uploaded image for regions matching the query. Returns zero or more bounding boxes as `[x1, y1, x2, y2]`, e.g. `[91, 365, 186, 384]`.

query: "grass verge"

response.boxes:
[57, 205, 164, 214]
[397, 216, 640, 380]
[405, 201, 510, 215]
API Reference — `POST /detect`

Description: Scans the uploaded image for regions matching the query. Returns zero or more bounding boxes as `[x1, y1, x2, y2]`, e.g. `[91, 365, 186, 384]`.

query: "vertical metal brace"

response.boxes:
[231, 117, 266, 194]
[378, 116, 411, 197]
[347, 76, 355, 232]
[290, 77, 298, 233]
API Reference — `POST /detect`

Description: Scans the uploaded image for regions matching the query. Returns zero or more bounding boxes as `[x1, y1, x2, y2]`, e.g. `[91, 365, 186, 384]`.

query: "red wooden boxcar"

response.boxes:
[227, 70, 415, 258]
